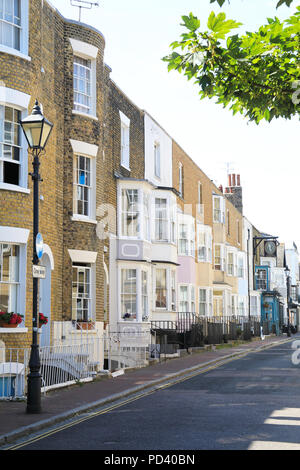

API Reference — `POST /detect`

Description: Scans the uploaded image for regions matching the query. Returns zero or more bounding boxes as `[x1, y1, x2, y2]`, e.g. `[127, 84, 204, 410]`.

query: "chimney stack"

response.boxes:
[224, 172, 243, 214]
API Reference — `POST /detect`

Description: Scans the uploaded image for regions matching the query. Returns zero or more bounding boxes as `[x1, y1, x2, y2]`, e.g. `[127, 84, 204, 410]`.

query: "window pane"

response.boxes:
[4, 0, 13, 22]
[0, 282, 18, 313]
[3, 160, 19, 185]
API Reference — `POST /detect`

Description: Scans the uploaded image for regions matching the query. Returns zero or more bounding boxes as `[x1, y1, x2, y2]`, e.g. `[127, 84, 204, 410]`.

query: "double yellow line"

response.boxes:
[6, 351, 250, 450]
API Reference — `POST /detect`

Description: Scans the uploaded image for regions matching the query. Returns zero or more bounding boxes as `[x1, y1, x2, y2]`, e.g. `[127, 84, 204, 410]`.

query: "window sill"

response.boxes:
[0, 45, 31, 61]
[71, 215, 97, 225]
[72, 110, 98, 121]
[0, 183, 30, 194]
[0, 328, 28, 334]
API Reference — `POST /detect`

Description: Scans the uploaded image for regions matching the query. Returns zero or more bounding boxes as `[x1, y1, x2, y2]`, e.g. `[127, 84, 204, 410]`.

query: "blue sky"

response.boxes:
[49, 0, 300, 249]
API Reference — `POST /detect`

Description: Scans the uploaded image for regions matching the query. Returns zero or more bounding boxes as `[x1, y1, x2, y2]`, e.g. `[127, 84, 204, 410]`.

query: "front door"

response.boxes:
[39, 253, 51, 347]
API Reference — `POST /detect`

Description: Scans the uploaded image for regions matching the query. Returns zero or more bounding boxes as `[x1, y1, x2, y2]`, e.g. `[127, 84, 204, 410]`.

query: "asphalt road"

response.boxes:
[10, 341, 300, 451]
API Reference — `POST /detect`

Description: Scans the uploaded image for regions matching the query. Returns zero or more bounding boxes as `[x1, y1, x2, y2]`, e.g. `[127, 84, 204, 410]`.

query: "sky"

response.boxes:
[49, 0, 300, 249]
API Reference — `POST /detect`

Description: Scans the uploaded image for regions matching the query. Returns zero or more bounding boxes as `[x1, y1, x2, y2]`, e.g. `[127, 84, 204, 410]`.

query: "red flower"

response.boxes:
[39, 313, 48, 325]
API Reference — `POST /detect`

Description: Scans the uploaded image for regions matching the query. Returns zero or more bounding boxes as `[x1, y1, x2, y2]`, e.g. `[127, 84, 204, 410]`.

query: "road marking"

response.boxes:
[264, 418, 300, 426]
[249, 441, 300, 450]
[5, 339, 294, 450]
[270, 408, 300, 418]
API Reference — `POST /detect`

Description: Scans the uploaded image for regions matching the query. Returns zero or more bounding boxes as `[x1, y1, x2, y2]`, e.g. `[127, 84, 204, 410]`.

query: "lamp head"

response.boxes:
[20, 100, 53, 151]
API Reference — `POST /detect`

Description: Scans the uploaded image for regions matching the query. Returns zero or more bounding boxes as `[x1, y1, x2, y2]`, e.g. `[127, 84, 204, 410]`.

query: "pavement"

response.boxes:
[0, 333, 296, 447]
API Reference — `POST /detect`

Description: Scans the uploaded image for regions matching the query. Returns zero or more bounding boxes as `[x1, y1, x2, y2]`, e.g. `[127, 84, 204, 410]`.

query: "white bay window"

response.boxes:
[119, 266, 150, 322]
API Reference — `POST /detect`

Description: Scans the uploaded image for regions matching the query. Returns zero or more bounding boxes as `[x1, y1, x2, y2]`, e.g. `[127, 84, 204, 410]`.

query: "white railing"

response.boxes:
[104, 329, 151, 371]
[0, 330, 152, 400]
[39, 339, 100, 392]
[0, 348, 29, 400]
[0, 338, 102, 400]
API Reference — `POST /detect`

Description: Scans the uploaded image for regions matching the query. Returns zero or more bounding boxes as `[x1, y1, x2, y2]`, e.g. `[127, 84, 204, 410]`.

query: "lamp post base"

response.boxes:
[26, 343, 42, 414]
[26, 372, 42, 414]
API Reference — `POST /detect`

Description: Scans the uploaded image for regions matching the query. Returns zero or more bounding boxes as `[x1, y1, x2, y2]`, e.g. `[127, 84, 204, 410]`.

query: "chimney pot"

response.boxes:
[237, 174, 241, 186]
[232, 174, 236, 186]
[228, 174, 232, 187]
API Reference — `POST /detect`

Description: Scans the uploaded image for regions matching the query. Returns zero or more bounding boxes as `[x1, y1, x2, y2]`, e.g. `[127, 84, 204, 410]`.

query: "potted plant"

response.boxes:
[0, 311, 23, 328]
[39, 313, 48, 328]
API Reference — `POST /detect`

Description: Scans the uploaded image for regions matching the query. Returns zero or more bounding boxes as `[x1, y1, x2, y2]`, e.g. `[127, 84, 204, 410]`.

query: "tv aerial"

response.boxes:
[70, 0, 100, 23]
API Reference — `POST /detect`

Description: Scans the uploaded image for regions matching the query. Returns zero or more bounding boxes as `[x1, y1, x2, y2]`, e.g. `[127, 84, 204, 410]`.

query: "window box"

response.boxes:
[76, 321, 95, 331]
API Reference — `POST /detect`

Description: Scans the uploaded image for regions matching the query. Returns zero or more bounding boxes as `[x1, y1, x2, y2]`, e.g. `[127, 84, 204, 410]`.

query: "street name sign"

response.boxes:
[33, 265, 46, 279]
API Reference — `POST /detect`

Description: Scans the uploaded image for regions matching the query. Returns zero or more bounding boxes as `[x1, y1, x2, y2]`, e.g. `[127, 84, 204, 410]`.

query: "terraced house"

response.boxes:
[0, 0, 296, 397]
[0, 0, 115, 367]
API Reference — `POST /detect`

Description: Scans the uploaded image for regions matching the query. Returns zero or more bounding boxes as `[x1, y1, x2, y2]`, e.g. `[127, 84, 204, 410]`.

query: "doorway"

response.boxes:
[39, 252, 52, 347]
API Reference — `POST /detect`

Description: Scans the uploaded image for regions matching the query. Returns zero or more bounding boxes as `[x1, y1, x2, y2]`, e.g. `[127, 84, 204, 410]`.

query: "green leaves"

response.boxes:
[276, 0, 294, 8]
[207, 12, 242, 38]
[181, 13, 200, 32]
[163, 6, 300, 124]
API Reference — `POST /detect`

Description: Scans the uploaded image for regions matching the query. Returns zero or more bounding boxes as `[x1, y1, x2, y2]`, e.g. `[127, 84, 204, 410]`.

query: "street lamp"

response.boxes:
[20, 100, 53, 414]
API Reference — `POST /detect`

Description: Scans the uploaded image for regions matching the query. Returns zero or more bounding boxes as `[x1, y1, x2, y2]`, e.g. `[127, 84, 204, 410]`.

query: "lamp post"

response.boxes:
[20, 100, 53, 414]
